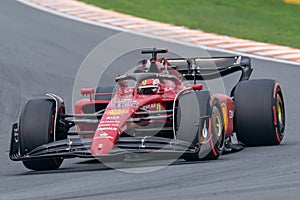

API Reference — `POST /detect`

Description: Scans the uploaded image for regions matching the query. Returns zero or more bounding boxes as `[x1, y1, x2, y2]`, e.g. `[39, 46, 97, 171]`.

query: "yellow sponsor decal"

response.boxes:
[221, 105, 228, 131]
[98, 144, 103, 150]
[107, 109, 127, 115]
[142, 80, 147, 85]
[284, 0, 300, 5]
[156, 103, 161, 111]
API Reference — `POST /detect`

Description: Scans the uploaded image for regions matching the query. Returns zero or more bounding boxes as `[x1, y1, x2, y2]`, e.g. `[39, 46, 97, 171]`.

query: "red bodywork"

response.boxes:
[74, 60, 235, 156]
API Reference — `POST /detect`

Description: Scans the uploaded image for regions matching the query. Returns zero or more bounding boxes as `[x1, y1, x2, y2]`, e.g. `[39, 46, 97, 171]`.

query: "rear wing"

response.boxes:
[167, 56, 252, 82]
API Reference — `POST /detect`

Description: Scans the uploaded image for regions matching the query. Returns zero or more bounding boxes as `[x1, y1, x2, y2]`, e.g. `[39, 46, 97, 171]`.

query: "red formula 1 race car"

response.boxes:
[9, 48, 285, 171]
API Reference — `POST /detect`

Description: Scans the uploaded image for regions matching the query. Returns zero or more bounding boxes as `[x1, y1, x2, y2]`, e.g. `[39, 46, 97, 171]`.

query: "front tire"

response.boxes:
[176, 91, 225, 161]
[20, 99, 63, 171]
[201, 99, 225, 160]
[234, 79, 285, 146]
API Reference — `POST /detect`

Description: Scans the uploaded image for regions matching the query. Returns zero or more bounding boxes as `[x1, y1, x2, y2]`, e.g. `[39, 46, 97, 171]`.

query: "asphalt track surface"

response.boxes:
[1, 0, 300, 199]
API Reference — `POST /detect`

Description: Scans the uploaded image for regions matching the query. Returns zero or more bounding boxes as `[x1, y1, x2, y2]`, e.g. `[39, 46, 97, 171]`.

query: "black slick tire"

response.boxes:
[234, 79, 285, 146]
[176, 91, 225, 161]
[20, 99, 63, 171]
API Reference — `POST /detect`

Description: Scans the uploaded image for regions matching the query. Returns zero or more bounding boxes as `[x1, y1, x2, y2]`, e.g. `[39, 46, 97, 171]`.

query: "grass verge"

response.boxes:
[80, 0, 300, 48]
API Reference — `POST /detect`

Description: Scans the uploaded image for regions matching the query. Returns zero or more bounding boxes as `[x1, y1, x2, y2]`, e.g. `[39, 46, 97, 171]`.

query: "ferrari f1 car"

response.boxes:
[9, 48, 285, 171]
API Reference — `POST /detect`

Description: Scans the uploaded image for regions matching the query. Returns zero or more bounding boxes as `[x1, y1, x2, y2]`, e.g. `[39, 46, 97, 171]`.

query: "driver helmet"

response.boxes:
[138, 79, 160, 94]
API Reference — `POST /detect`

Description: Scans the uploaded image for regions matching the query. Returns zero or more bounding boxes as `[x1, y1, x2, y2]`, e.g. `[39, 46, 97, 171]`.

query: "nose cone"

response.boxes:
[90, 109, 134, 156]
[91, 135, 115, 155]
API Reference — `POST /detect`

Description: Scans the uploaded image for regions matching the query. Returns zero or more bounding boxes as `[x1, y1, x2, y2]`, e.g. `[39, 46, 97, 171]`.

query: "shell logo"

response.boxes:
[221, 104, 228, 132]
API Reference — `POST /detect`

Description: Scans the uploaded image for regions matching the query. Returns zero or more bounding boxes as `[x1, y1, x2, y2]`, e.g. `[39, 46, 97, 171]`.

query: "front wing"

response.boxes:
[9, 124, 199, 161]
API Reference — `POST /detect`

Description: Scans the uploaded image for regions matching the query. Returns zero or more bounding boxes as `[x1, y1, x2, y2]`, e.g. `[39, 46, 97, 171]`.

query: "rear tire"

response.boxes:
[234, 79, 285, 146]
[20, 99, 63, 171]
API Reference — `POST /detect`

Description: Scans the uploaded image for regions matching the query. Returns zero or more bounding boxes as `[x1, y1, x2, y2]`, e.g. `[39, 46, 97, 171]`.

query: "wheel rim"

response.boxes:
[276, 93, 285, 134]
[215, 115, 222, 137]
[212, 107, 224, 149]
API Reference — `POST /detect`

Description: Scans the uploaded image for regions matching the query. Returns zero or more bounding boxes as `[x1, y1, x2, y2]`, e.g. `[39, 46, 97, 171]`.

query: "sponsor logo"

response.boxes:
[97, 127, 118, 131]
[100, 120, 120, 125]
[107, 109, 127, 115]
[98, 143, 103, 150]
[102, 125, 118, 127]
[142, 80, 147, 85]
[94, 132, 114, 139]
[110, 102, 138, 107]
[106, 116, 120, 120]
[99, 123, 117, 127]
[143, 103, 159, 110]
[222, 105, 228, 131]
